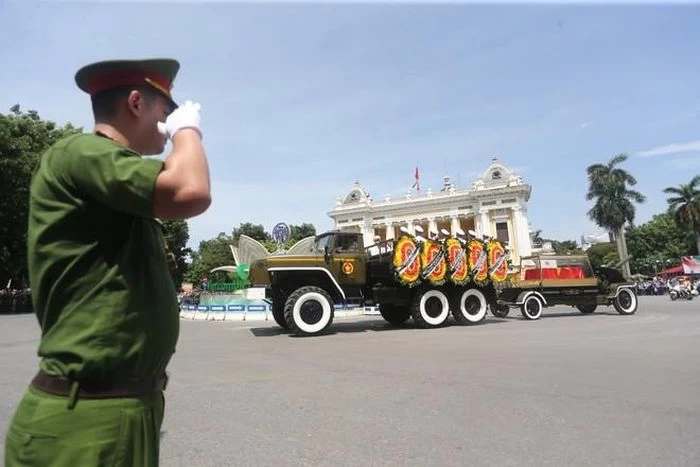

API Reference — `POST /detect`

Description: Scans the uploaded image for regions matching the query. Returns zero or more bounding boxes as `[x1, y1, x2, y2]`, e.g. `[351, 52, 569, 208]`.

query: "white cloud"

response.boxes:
[578, 121, 593, 130]
[636, 140, 700, 158]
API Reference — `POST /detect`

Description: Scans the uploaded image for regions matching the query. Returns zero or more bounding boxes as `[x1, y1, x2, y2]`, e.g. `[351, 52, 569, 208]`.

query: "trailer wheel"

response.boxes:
[577, 304, 597, 314]
[411, 289, 450, 328]
[613, 288, 638, 315]
[452, 288, 488, 324]
[271, 290, 289, 329]
[379, 304, 410, 325]
[284, 286, 334, 336]
[520, 295, 543, 320]
[490, 303, 510, 318]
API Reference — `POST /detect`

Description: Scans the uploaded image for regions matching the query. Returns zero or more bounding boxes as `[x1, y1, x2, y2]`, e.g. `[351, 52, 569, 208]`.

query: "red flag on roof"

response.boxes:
[412, 167, 420, 191]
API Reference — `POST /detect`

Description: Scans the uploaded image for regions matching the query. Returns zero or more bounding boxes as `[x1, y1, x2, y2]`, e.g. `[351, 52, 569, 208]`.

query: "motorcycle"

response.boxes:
[669, 284, 696, 301]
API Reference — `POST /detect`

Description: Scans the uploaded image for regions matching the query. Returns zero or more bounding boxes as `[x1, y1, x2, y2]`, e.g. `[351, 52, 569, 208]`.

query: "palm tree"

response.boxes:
[663, 175, 700, 253]
[586, 153, 646, 278]
[530, 229, 544, 248]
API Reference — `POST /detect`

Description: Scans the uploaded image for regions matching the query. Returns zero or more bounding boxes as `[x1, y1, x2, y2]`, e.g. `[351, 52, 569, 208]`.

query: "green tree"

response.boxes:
[290, 223, 316, 243]
[0, 105, 81, 287]
[162, 219, 191, 288]
[663, 175, 700, 254]
[585, 153, 646, 278]
[530, 229, 545, 247]
[626, 212, 693, 275]
[555, 240, 584, 255]
[535, 230, 584, 255]
[183, 232, 235, 285]
[541, 238, 584, 256]
[232, 222, 270, 244]
[586, 243, 619, 270]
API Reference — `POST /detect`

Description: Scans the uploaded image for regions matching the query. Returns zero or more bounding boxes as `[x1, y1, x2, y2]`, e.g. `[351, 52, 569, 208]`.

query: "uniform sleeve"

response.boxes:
[59, 140, 164, 218]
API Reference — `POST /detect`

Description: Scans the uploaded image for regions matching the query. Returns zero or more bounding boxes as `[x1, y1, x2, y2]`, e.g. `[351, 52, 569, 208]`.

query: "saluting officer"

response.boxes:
[4, 58, 211, 466]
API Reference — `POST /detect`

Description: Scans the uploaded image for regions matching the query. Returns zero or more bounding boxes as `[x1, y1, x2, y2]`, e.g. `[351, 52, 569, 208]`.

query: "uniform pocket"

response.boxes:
[5, 426, 59, 467]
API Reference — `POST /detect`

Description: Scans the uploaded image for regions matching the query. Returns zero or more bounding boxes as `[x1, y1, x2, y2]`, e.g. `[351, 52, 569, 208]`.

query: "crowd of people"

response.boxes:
[635, 275, 700, 296]
[0, 288, 32, 314]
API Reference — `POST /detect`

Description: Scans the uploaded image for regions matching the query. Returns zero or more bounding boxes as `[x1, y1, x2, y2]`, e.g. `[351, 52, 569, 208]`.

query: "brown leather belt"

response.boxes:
[31, 370, 168, 399]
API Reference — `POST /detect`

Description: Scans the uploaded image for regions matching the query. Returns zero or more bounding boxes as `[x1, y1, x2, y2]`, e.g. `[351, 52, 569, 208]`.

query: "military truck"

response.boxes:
[248, 229, 510, 336]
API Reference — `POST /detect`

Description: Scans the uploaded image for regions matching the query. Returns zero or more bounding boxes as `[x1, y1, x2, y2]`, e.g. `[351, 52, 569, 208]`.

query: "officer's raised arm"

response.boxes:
[153, 100, 211, 219]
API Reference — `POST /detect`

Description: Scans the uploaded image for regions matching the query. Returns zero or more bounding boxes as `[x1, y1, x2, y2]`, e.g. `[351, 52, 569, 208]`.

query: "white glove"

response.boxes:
[157, 100, 202, 140]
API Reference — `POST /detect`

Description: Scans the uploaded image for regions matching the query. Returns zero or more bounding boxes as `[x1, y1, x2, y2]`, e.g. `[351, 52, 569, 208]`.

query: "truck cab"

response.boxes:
[248, 231, 368, 335]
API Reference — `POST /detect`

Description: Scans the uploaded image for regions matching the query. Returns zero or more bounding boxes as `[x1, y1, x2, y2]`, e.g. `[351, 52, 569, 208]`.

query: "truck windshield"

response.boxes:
[313, 235, 332, 253]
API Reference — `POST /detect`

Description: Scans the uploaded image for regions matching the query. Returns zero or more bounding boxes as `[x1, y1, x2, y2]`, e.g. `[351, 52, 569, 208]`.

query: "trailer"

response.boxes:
[494, 255, 639, 320]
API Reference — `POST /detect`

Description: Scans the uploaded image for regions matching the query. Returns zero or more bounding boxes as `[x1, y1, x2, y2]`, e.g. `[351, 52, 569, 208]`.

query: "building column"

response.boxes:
[476, 208, 491, 238]
[407, 222, 415, 235]
[385, 224, 395, 240]
[511, 205, 531, 258]
[428, 218, 438, 237]
[362, 219, 374, 247]
[450, 217, 460, 235]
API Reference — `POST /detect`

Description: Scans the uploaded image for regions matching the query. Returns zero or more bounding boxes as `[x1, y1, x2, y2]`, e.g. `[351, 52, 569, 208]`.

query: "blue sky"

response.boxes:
[2, 1, 699, 250]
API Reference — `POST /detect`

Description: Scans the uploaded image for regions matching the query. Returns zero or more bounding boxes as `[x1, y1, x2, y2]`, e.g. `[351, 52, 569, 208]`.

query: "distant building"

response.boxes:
[327, 157, 534, 263]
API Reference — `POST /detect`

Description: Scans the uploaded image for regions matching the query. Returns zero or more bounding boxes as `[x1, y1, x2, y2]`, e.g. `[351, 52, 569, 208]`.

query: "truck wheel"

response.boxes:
[520, 295, 543, 320]
[613, 288, 638, 315]
[490, 303, 510, 318]
[411, 289, 450, 328]
[452, 288, 487, 324]
[379, 304, 410, 325]
[577, 304, 597, 314]
[272, 291, 289, 329]
[284, 286, 334, 336]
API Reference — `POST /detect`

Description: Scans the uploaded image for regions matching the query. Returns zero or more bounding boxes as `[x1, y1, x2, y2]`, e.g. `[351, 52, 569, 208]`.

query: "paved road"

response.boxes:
[2, 296, 699, 466]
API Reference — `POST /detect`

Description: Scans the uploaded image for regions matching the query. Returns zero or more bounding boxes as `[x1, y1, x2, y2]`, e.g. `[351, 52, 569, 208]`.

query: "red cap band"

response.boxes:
[86, 70, 172, 97]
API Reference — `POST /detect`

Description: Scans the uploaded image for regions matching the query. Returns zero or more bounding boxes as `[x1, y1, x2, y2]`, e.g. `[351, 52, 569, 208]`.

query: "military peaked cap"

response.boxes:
[75, 58, 180, 108]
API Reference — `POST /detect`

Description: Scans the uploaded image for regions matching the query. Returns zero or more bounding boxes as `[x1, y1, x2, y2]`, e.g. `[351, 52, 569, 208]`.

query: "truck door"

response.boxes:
[329, 234, 366, 300]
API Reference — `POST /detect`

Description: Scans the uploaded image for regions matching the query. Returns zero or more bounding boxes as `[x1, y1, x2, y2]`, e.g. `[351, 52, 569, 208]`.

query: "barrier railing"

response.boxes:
[207, 280, 249, 292]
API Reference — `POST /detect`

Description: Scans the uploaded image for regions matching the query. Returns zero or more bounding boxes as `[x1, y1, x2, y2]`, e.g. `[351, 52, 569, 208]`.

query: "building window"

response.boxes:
[496, 222, 509, 243]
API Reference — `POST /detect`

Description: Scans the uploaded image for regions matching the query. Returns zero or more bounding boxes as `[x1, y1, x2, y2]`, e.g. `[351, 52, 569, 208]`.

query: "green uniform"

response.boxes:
[5, 133, 179, 466]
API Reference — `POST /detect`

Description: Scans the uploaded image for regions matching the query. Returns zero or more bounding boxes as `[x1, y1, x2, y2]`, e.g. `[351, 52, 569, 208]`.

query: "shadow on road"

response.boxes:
[541, 310, 624, 319]
[496, 310, 627, 320]
[249, 316, 509, 337]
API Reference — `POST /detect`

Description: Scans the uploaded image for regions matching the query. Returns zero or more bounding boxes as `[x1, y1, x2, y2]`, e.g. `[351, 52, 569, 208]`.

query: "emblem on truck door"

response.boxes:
[342, 261, 355, 275]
